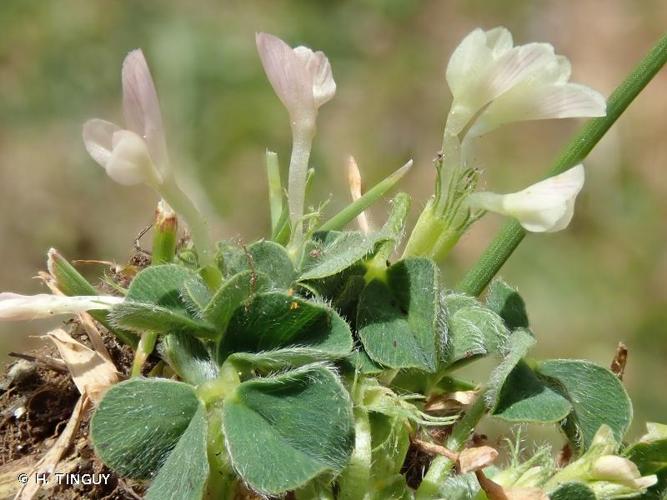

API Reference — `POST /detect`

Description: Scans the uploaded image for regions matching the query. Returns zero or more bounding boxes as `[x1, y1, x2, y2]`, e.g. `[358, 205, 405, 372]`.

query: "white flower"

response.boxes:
[83, 49, 168, 187]
[467, 164, 585, 232]
[256, 32, 336, 126]
[0, 293, 123, 321]
[446, 27, 606, 137]
[592, 455, 658, 490]
[546, 425, 657, 497]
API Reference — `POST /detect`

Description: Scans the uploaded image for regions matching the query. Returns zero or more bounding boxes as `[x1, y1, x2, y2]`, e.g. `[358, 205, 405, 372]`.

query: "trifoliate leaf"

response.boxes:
[218, 292, 353, 366]
[357, 258, 439, 372]
[537, 359, 632, 450]
[145, 404, 209, 500]
[485, 278, 529, 330]
[222, 365, 354, 495]
[91, 378, 202, 479]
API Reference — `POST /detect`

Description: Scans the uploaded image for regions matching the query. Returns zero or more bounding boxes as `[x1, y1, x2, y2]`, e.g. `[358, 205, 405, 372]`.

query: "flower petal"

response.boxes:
[107, 130, 160, 186]
[468, 164, 585, 232]
[82, 119, 121, 168]
[0, 293, 123, 321]
[294, 46, 336, 108]
[485, 27, 513, 56]
[256, 33, 315, 122]
[487, 42, 557, 99]
[121, 49, 169, 173]
[471, 82, 606, 136]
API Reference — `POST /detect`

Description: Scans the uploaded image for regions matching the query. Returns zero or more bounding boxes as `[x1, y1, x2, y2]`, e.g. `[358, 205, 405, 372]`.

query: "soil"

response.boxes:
[0, 317, 146, 500]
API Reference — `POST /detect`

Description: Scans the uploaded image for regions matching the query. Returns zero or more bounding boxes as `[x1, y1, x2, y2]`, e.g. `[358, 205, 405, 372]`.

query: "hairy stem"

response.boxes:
[457, 32, 667, 297]
[287, 123, 316, 253]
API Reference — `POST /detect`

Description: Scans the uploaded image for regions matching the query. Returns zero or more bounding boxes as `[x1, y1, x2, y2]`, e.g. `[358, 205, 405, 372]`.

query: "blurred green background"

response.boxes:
[1, 0, 666, 438]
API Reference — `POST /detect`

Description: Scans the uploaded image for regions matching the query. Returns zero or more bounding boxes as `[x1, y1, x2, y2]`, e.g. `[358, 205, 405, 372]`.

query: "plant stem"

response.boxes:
[159, 179, 222, 288]
[130, 331, 158, 377]
[287, 123, 316, 253]
[415, 391, 487, 499]
[456, 32, 667, 297]
[158, 180, 213, 264]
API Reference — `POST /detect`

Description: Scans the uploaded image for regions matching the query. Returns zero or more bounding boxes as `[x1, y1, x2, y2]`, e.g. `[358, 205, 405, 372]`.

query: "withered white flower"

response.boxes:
[592, 455, 657, 490]
[83, 49, 168, 188]
[256, 32, 336, 248]
[0, 293, 123, 321]
[256, 32, 336, 126]
[82, 49, 215, 266]
[467, 164, 585, 232]
[446, 27, 606, 137]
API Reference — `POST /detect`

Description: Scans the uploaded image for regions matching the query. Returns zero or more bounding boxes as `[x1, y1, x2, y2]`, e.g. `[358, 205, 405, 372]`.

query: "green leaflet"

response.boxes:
[202, 270, 269, 336]
[485, 278, 529, 330]
[218, 292, 353, 366]
[369, 413, 411, 482]
[91, 378, 202, 479]
[110, 301, 217, 337]
[159, 333, 219, 385]
[110, 265, 216, 337]
[486, 329, 536, 408]
[145, 404, 209, 500]
[492, 361, 572, 423]
[549, 482, 596, 499]
[537, 359, 633, 450]
[216, 240, 295, 289]
[357, 258, 439, 372]
[441, 292, 509, 369]
[304, 265, 366, 322]
[180, 275, 212, 313]
[300, 231, 378, 281]
[345, 350, 385, 375]
[222, 365, 354, 495]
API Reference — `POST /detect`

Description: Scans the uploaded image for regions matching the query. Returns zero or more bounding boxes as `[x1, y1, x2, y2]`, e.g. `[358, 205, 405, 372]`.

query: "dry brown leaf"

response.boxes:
[45, 328, 118, 403]
[459, 445, 499, 473]
[15, 396, 88, 500]
[425, 390, 479, 411]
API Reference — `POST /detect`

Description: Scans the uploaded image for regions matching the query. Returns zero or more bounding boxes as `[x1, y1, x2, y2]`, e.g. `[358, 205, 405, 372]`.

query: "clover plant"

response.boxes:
[2, 27, 667, 500]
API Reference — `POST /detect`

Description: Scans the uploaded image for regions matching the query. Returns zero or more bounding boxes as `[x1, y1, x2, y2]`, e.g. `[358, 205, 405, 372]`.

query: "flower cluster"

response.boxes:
[405, 27, 606, 260]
